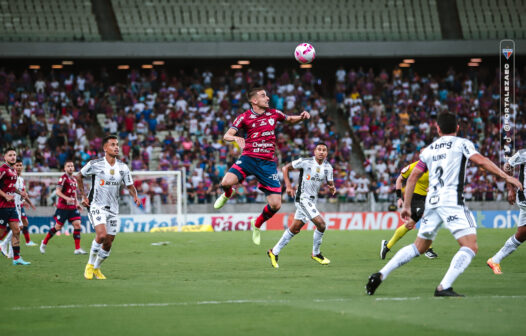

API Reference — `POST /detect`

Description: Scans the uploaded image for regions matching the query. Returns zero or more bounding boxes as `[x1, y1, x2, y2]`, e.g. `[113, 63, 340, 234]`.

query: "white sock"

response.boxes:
[312, 229, 324, 255]
[5, 231, 13, 244]
[492, 235, 522, 264]
[88, 240, 102, 265]
[439, 246, 475, 290]
[93, 248, 110, 269]
[272, 229, 295, 255]
[380, 244, 420, 280]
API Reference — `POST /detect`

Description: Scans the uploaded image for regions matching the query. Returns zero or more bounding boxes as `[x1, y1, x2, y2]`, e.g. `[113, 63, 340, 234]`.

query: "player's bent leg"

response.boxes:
[21, 218, 35, 246]
[9, 221, 30, 265]
[269, 220, 304, 268]
[311, 216, 330, 265]
[488, 226, 526, 274]
[41, 223, 63, 253]
[252, 194, 281, 245]
[214, 173, 239, 209]
[85, 224, 108, 280]
[72, 220, 86, 254]
[382, 220, 415, 260]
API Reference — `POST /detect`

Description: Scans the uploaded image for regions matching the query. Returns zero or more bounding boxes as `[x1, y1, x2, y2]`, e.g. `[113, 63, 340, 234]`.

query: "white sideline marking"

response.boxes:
[7, 298, 351, 311]
[375, 295, 526, 301]
[376, 297, 421, 301]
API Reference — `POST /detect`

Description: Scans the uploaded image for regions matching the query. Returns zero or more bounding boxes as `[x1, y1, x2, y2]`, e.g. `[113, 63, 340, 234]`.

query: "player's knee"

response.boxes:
[11, 225, 20, 234]
[290, 226, 301, 234]
[317, 222, 326, 232]
[405, 222, 415, 230]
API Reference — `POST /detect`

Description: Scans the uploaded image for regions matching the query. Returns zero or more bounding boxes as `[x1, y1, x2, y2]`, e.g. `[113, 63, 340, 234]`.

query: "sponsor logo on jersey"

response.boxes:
[269, 118, 275, 126]
[265, 112, 271, 116]
[250, 114, 257, 119]
[430, 142, 452, 150]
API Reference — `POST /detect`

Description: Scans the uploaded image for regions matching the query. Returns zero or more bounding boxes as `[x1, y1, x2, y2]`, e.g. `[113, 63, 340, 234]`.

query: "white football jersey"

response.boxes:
[292, 157, 333, 202]
[14, 176, 25, 207]
[419, 136, 478, 208]
[80, 157, 133, 214]
[507, 149, 526, 207]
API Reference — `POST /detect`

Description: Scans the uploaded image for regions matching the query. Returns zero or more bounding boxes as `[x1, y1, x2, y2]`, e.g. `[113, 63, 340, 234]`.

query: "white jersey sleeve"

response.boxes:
[121, 163, 134, 186]
[326, 164, 334, 182]
[14, 177, 24, 207]
[459, 139, 478, 160]
[292, 158, 305, 170]
[80, 161, 94, 177]
[508, 149, 526, 167]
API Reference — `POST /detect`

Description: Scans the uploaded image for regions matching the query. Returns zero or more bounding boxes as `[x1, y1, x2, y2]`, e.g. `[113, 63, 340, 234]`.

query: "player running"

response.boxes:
[76, 135, 140, 280]
[213, 87, 310, 245]
[0, 148, 31, 265]
[380, 158, 438, 260]
[487, 150, 526, 274]
[40, 160, 87, 255]
[365, 112, 523, 297]
[267, 143, 336, 268]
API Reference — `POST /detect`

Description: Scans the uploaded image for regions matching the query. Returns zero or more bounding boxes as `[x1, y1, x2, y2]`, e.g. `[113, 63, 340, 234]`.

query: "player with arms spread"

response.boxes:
[380, 157, 438, 260]
[40, 160, 87, 255]
[267, 143, 336, 268]
[365, 112, 522, 297]
[76, 135, 140, 280]
[487, 150, 526, 274]
[0, 148, 31, 265]
[213, 87, 310, 245]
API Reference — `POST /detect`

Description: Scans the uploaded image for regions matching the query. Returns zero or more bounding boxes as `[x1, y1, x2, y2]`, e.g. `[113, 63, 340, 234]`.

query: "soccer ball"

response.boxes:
[294, 43, 316, 64]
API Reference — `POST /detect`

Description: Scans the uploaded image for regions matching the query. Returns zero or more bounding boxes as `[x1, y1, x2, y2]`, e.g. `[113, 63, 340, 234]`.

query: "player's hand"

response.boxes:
[77, 204, 83, 212]
[397, 198, 404, 209]
[329, 185, 336, 196]
[286, 186, 295, 198]
[300, 111, 310, 120]
[29, 202, 36, 211]
[235, 136, 245, 149]
[81, 196, 90, 208]
[20, 191, 28, 199]
[4, 194, 14, 202]
[506, 175, 523, 191]
[134, 195, 141, 207]
[507, 189, 516, 205]
[401, 207, 411, 222]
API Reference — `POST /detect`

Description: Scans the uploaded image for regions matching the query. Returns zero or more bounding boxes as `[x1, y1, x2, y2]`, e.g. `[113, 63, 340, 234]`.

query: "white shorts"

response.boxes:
[88, 205, 118, 235]
[417, 205, 477, 241]
[519, 208, 526, 227]
[294, 198, 322, 223]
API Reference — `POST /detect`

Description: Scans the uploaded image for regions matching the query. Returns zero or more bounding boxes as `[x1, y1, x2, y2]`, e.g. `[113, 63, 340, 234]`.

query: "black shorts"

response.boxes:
[411, 194, 426, 223]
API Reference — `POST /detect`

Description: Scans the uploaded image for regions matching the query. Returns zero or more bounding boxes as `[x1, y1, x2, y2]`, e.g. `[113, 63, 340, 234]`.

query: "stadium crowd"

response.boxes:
[0, 63, 523, 206]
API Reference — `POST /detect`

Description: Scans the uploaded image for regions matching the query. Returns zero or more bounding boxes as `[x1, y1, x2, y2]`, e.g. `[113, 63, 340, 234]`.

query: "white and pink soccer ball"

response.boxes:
[294, 43, 316, 64]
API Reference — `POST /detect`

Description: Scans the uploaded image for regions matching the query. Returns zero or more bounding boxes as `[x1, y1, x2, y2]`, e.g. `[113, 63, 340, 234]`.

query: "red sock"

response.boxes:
[43, 227, 57, 245]
[254, 204, 278, 228]
[224, 187, 233, 198]
[73, 229, 81, 249]
[22, 226, 30, 243]
[13, 245, 20, 260]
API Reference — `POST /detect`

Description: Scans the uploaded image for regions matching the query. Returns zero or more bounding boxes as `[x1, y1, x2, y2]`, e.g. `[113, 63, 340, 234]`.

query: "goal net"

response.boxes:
[20, 170, 186, 234]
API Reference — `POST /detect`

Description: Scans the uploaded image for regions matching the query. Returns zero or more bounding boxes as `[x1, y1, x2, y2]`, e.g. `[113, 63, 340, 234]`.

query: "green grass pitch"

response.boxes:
[1, 229, 524, 336]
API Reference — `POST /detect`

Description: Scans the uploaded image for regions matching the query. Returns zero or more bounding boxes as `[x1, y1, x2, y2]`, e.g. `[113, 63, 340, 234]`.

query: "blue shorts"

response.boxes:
[54, 208, 81, 225]
[228, 155, 281, 195]
[0, 208, 19, 226]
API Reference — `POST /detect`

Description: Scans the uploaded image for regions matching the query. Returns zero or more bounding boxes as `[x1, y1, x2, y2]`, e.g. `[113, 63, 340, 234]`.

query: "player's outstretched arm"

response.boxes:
[282, 163, 296, 198]
[223, 128, 245, 149]
[0, 189, 13, 202]
[401, 165, 424, 221]
[469, 154, 523, 191]
[56, 186, 74, 204]
[286, 111, 310, 124]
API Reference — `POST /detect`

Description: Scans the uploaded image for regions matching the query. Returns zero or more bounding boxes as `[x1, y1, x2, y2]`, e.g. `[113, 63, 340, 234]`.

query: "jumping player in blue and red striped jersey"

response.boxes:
[214, 87, 310, 245]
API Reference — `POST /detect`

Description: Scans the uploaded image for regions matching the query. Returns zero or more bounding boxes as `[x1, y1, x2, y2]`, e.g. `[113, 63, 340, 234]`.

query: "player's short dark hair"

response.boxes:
[15, 159, 22, 164]
[437, 112, 457, 134]
[3, 147, 16, 154]
[247, 87, 266, 102]
[315, 142, 328, 150]
[63, 160, 74, 168]
[102, 135, 118, 146]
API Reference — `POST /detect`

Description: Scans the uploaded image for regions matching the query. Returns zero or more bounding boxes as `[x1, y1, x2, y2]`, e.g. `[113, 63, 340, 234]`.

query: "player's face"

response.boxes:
[104, 139, 120, 157]
[252, 90, 270, 108]
[314, 145, 328, 161]
[64, 162, 75, 174]
[14, 162, 23, 174]
[4, 150, 16, 165]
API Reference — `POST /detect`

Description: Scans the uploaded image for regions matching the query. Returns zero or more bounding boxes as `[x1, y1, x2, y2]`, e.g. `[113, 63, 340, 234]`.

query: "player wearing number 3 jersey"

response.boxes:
[75, 135, 141, 280]
[366, 112, 523, 297]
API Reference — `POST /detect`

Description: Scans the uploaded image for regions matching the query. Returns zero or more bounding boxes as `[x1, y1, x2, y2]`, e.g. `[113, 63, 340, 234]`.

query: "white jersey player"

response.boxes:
[366, 112, 522, 297]
[267, 143, 336, 268]
[76, 135, 140, 280]
[487, 150, 526, 274]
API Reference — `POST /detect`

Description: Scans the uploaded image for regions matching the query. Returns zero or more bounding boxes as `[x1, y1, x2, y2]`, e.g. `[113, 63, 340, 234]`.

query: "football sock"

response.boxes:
[439, 246, 475, 289]
[387, 225, 410, 249]
[4, 231, 13, 244]
[272, 229, 295, 255]
[492, 235, 522, 264]
[73, 229, 81, 249]
[22, 226, 30, 243]
[379, 244, 420, 280]
[312, 229, 324, 255]
[1, 228, 9, 240]
[43, 227, 57, 244]
[12, 245, 20, 260]
[88, 240, 102, 265]
[93, 248, 111, 269]
[224, 187, 233, 198]
[254, 204, 278, 228]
